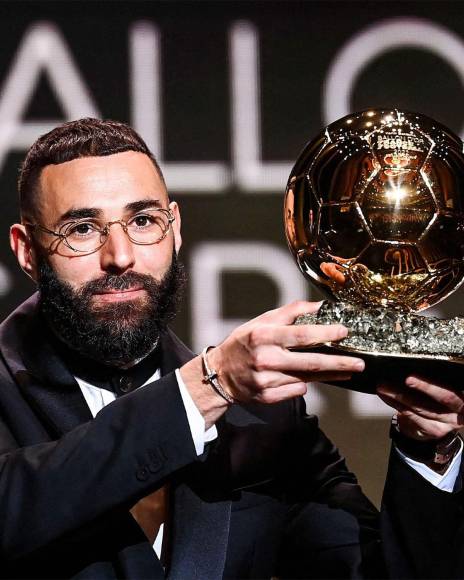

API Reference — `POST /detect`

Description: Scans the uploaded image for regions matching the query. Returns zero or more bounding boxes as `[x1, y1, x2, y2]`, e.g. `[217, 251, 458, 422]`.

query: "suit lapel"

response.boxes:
[159, 328, 195, 374]
[14, 369, 92, 436]
[0, 293, 92, 437]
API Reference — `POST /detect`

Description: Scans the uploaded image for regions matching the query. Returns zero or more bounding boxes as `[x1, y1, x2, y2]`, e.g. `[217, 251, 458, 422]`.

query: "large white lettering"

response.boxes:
[0, 18, 463, 189]
[0, 22, 100, 172]
[129, 21, 230, 191]
[323, 16, 464, 140]
[229, 21, 292, 192]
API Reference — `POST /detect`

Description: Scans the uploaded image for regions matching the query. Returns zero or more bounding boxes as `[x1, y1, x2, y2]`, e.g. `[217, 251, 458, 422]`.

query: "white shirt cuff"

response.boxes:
[175, 368, 218, 455]
[395, 438, 463, 492]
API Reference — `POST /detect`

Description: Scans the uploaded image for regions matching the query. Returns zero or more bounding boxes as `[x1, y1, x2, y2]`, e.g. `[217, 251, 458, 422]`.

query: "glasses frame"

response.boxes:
[25, 208, 175, 255]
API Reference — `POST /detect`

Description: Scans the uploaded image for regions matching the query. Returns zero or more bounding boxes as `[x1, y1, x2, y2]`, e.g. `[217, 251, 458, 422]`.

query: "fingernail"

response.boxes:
[338, 325, 349, 339]
[353, 359, 365, 371]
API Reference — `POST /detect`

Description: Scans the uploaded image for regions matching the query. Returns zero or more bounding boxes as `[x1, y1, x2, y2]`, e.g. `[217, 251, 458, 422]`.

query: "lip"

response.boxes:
[92, 287, 146, 303]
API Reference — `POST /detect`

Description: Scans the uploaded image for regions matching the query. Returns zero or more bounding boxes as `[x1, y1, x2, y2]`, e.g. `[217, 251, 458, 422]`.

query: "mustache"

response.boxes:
[81, 272, 156, 295]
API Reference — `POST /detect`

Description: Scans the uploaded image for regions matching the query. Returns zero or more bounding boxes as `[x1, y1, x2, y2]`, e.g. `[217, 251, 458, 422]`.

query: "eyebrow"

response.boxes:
[125, 199, 163, 213]
[56, 198, 163, 226]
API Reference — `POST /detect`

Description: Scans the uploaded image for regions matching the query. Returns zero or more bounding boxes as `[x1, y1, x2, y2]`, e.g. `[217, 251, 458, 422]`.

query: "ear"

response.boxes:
[10, 224, 38, 282]
[169, 201, 182, 254]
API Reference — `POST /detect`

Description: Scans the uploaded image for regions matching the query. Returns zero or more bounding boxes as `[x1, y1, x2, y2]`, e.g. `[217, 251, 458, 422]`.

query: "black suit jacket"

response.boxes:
[381, 447, 464, 580]
[0, 294, 382, 579]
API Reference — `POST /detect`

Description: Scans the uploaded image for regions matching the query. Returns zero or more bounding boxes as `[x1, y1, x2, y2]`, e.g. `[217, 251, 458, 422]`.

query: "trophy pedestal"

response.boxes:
[295, 301, 464, 394]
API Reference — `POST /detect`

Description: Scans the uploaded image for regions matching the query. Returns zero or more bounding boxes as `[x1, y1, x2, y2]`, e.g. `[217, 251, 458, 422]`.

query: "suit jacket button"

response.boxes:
[136, 466, 149, 481]
[118, 376, 134, 394]
[148, 458, 162, 473]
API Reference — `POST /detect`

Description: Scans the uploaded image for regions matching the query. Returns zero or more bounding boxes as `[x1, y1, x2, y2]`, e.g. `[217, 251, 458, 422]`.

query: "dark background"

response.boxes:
[3, 0, 464, 505]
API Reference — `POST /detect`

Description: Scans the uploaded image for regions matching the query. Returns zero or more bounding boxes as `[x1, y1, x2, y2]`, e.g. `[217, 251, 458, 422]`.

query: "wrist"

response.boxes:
[390, 415, 462, 474]
[179, 356, 229, 428]
[201, 346, 235, 405]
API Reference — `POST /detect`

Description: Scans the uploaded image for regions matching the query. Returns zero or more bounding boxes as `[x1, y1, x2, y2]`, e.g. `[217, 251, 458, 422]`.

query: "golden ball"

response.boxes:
[284, 109, 464, 311]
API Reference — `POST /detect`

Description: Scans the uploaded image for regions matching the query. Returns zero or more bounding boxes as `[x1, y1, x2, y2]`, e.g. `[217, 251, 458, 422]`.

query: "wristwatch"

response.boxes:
[390, 414, 462, 473]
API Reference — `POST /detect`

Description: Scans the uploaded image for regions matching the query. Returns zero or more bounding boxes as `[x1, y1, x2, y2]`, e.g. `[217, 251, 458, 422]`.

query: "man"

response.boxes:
[1, 117, 380, 579]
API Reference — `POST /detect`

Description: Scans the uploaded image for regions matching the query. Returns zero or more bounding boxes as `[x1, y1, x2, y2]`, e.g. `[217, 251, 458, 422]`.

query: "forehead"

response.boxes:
[37, 151, 168, 219]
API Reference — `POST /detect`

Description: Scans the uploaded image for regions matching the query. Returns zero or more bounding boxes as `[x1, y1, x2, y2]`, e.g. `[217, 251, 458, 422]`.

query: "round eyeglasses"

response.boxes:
[25, 208, 175, 255]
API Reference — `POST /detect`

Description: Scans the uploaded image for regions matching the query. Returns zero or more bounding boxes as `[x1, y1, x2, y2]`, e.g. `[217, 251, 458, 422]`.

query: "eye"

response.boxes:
[65, 221, 100, 237]
[132, 213, 155, 228]
[129, 212, 168, 230]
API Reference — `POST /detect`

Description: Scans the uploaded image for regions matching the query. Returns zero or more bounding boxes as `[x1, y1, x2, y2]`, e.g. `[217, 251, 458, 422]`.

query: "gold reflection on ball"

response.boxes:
[284, 109, 464, 311]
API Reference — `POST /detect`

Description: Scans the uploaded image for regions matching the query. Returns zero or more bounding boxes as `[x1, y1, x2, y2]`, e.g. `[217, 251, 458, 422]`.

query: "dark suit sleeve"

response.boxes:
[278, 398, 383, 579]
[283, 398, 378, 516]
[0, 372, 198, 562]
[381, 446, 464, 579]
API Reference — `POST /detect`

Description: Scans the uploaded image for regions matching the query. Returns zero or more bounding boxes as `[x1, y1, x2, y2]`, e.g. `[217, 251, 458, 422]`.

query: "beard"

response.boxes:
[37, 252, 186, 366]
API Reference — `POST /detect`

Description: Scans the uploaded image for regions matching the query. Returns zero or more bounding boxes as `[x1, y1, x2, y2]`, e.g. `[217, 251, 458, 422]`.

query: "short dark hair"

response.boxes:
[18, 117, 165, 220]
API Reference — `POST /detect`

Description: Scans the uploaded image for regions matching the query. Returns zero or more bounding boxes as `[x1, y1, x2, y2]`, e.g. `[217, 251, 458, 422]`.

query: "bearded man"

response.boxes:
[0, 118, 383, 579]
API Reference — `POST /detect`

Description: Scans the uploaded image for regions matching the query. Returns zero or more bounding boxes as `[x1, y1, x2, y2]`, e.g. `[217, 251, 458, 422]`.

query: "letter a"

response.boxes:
[0, 21, 100, 171]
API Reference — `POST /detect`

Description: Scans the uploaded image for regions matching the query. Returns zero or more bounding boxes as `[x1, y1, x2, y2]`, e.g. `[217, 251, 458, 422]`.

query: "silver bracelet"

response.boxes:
[201, 346, 235, 405]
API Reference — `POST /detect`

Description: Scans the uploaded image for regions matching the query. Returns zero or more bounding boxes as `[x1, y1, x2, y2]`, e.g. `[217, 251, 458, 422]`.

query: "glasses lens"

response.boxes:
[126, 210, 171, 244]
[63, 221, 105, 253]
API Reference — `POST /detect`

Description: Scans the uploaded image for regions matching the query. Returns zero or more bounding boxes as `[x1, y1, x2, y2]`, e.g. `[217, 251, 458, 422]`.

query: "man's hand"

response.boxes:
[207, 300, 365, 404]
[377, 376, 464, 440]
[180, 301, 365, 427]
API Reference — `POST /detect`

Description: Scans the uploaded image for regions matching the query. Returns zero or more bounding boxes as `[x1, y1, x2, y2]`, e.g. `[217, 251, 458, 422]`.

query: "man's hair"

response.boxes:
[18, 117, 165, 220]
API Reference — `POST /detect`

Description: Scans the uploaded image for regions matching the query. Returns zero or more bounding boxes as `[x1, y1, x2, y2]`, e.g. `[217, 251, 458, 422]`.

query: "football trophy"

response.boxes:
[284, 109, 464, 392]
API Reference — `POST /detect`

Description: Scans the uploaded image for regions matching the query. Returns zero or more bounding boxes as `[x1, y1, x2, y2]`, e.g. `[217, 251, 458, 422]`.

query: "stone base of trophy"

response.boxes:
[295, 301, 464, 394]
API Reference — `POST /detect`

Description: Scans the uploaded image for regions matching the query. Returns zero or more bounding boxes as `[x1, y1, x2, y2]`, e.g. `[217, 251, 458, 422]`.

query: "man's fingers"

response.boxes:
[239, 369, 354, 398]
[255, 349, 364, 374]
[253, 382, 308, 404]
[377, 383, 448, 417]
[397, 412, 459, 440]
[310, 371, 354, 382]
[270, 370, 354, 383]
[377, 383, 464, 425]
[405, 376, 464, 414]
[284, 351, 364, 373]
[257, 322, 349, 349]
[257, 300, 323, 325]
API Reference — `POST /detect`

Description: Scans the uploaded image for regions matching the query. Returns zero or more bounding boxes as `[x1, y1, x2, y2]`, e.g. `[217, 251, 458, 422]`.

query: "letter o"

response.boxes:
[323, 17, 464, 139]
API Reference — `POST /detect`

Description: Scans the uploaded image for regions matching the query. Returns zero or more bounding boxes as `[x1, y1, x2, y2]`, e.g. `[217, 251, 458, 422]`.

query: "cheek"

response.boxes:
[136, 246, 173, 279]
[47, 255, 102, 290]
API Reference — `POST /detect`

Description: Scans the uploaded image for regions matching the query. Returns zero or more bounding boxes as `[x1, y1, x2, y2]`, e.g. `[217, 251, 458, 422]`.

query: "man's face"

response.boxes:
[35, 150, 181, 296]
[11, 151, 183, 365]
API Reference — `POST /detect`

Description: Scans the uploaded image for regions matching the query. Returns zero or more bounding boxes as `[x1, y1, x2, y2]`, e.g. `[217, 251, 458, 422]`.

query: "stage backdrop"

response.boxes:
[1, 0, 464, 505]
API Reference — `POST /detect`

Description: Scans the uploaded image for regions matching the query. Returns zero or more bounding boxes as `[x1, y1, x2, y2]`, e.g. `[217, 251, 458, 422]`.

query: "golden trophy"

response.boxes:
[284, 109, 464, 392]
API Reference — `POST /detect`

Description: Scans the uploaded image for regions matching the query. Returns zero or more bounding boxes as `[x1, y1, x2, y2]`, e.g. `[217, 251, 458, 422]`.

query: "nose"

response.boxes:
[99, 222, 136, 273]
